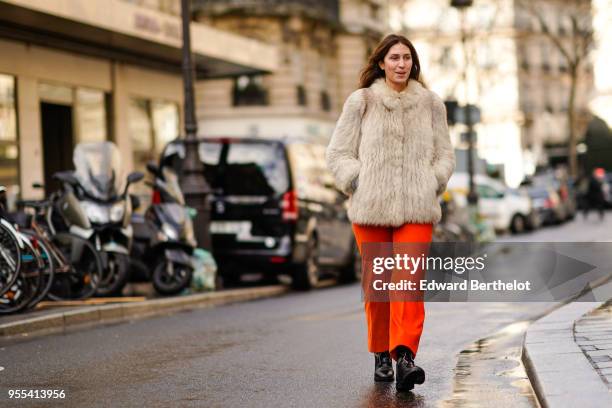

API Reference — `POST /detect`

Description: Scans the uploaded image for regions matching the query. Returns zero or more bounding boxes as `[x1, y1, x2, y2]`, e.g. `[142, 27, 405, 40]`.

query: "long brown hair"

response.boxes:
[359, 34, 424, 89]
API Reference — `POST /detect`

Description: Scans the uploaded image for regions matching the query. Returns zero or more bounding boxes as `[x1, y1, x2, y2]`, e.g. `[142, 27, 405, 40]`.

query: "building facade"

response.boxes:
[514, 0, 595, 169]
[192, 0, 389, 144]
[391, 0, 594, 186]
[0, 0, 276, 206]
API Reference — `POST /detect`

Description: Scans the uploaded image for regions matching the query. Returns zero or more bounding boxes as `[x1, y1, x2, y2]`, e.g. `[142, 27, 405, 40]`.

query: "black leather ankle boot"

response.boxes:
[395, 347, 425, 392]
[374, 351, 394, 382]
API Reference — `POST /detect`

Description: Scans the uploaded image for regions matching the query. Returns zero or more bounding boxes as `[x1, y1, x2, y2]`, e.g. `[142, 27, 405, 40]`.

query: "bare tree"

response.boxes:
[516, 0, 596, 177]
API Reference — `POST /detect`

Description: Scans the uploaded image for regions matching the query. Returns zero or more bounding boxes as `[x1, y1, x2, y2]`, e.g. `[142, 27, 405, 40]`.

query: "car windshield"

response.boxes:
[162, 140, 290, 196]
[73, 141, 124, 200]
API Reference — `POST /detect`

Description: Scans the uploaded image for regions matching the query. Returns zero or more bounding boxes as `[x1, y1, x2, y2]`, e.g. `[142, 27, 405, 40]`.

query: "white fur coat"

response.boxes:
[325, 78, 455, 226]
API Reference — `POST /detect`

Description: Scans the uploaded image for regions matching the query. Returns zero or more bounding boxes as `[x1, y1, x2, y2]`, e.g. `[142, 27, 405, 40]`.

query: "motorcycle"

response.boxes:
[51, 142, 143, 296]
[129, 161, 196, 295]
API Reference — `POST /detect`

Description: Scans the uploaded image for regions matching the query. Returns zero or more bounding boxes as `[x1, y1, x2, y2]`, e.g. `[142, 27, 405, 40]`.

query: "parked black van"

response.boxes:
[160, 138, 359, 290]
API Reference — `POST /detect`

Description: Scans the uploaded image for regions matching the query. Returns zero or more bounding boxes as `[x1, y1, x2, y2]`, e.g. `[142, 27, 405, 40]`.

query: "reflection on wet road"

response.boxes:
[441, 320, 545, 408]
[359, 383, 426, 408]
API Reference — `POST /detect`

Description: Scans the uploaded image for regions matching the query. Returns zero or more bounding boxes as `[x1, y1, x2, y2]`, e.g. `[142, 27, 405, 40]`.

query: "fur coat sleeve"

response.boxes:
[431, 96, 455, 195]
[325, 89, 366, 195]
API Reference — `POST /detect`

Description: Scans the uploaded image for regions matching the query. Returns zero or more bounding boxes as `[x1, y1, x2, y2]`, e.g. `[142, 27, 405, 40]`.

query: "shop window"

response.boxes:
[75, 88, 107, 142]
[129, 97, 179, 172]
[233, 75, 268, 106]
[128, 97, 179, 210]
[0, 74, 19, 210]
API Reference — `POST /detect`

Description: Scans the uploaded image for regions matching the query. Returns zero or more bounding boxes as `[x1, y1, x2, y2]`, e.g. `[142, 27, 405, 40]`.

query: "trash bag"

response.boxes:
[190, 248, 217, 291]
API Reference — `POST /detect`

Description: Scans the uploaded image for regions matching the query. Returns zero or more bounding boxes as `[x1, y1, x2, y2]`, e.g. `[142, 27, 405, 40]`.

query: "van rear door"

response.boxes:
[201, 140, 292, 254]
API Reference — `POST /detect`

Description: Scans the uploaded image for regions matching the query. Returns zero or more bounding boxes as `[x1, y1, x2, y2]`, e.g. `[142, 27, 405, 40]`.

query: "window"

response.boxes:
[477, 184, 502, 199]
[296, 85, 307, 106]
[541, 43, 551, 73]
[129, 98, 154, 171]
[75, 88, 107, 143]
[369, 3, 380, 20]
[129, 97, 179, 171]
[521, 61, 530, 72]
[0, 74, 19, 209]
[320, 91, 331, 112]
[198, 141, 289, 196]
[39, 83, 109, 143]
[233, 75, 268, 106]
[128, 97, 179, 209]
[438, 46, 454, 68]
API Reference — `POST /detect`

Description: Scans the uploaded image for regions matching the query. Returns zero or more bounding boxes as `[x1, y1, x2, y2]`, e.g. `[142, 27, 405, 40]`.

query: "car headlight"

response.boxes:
[110, 202, 125, 223]
[162, 222, 179, 241]
[80, 201, 109, 224]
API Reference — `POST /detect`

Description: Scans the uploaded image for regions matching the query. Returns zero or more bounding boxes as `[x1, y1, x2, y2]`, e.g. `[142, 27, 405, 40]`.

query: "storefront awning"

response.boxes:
[0, 0, 277, 78]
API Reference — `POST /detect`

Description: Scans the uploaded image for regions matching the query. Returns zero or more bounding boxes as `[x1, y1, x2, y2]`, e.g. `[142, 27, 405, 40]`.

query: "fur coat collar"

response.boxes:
[369, 78, 428, 111]
[325, 78, 456, 226]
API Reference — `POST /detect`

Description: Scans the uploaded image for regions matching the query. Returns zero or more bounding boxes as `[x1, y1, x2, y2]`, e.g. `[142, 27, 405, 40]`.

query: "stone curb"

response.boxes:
[522, 279, 612, 408]
[0, 286, 290, 340]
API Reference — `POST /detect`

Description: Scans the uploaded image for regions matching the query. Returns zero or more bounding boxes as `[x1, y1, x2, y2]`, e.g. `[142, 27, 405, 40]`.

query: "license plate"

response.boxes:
[210, 221, 251, 235]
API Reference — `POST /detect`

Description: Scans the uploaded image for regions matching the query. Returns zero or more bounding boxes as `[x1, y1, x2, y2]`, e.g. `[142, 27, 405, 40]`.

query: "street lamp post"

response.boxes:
[451, 0, 479, 208]
[180, 0, 212, 250]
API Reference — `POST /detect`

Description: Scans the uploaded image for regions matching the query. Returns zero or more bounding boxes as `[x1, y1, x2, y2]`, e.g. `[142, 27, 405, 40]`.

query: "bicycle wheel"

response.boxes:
[0, 219, 21, 296]
[47, 232, 102, 300]
[22, 231, 55, 309]
[0, 233, 43, 314]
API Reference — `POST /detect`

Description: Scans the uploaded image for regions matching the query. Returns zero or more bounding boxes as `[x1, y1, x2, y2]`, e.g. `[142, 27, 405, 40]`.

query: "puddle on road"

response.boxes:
[358, 382, 426, 408]
[440, 321, 539, 408]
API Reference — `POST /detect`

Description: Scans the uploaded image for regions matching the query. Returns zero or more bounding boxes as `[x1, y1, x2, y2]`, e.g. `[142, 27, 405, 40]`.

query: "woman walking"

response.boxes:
[326, 34, 455, 392]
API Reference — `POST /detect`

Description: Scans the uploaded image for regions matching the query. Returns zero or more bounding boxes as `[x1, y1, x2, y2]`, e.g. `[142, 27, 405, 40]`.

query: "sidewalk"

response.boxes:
[523, 279, 612, 408]
[575, 301, 612, 386]
[0, 285, 289, 341]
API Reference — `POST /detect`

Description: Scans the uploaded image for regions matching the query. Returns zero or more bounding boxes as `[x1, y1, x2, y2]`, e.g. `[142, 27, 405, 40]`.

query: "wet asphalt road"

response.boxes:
[2, 214, 610, 407]
[0, 284, 553, 408]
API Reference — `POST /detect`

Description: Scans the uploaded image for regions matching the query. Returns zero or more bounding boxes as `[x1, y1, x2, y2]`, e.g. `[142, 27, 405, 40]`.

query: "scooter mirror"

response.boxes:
[127, 171, 145, 184]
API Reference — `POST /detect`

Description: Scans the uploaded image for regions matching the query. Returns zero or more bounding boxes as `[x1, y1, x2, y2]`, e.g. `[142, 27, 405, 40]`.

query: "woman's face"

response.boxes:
[378, 42, 413, 88]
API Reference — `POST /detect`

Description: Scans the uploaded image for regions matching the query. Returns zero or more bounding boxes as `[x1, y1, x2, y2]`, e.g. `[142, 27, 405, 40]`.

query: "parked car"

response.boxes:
[434, 190, 478, 243]
[530, 170, 576, 220]
[160, 138, 359, 290]
[526, 186, 566, 225]
[447, 173, 534, 234]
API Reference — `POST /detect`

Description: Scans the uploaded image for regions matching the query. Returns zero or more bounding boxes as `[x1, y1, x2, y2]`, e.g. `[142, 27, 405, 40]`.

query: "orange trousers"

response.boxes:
[352, 223, 433, 360]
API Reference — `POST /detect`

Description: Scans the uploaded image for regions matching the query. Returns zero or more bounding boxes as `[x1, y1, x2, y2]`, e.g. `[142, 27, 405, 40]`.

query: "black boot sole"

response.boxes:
[374, 373, 395, 382]
[396, 367, 425, 392]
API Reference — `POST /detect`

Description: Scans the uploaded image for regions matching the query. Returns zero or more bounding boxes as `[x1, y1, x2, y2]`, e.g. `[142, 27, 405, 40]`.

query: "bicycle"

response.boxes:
[16, 198, 103, 301]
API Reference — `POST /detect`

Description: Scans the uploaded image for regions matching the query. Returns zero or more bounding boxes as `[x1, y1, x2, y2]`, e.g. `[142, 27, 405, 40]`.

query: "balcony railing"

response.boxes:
[192, 0, 339, 23]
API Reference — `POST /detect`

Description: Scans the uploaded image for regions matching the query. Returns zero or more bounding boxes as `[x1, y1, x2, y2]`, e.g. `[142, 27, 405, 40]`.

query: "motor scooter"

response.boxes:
[51, 142, 143, 296]
[130, 162, 195, 295]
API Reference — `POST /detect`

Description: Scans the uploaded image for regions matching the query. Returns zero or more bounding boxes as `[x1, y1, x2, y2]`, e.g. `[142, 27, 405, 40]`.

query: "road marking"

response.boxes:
[0, 366, 4, 372]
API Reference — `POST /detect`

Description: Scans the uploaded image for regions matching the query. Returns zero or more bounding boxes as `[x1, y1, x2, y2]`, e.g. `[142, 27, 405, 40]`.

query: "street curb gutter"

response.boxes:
[0, 286, 290, 340]
[522, 279, 612, 408]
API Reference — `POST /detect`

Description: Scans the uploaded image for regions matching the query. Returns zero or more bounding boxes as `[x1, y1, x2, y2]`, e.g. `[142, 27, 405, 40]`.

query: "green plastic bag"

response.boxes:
[190, 248, 217, 291]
